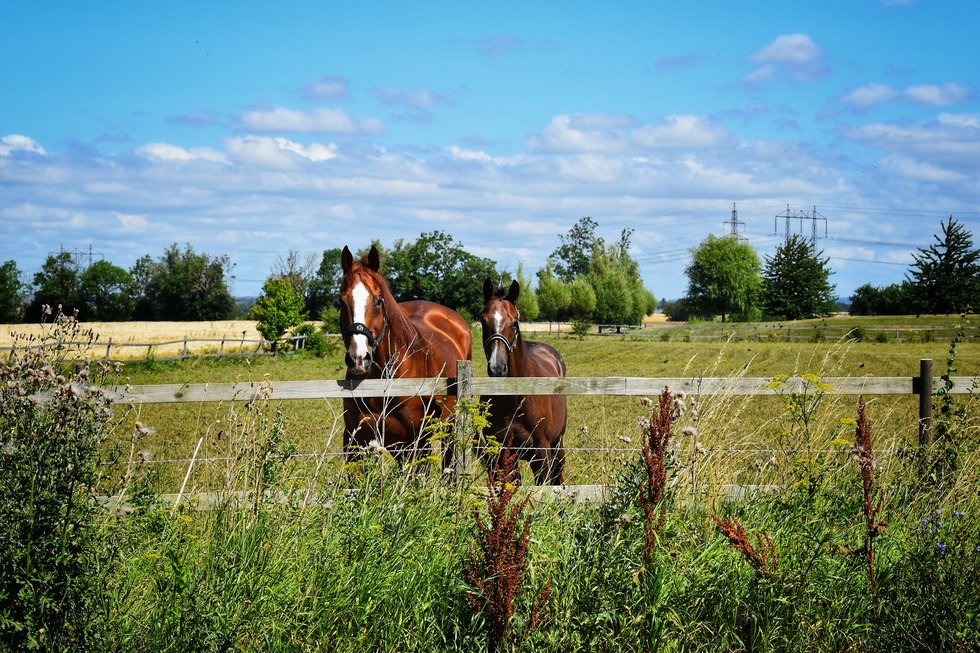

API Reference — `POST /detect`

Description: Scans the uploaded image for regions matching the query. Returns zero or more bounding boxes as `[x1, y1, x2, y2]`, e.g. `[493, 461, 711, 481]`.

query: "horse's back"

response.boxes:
[525, 340, 566, 378]
[401, 300, 472, 362]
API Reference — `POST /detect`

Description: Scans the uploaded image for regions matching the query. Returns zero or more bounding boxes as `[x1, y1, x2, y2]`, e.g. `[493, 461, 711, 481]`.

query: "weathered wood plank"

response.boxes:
[104, 377, 452, 404]
[99, 375, 977, 404]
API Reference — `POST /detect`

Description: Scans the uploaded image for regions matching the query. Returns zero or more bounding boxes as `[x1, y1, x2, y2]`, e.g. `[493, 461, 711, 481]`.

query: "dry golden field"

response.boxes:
[0, 320, 264, 359]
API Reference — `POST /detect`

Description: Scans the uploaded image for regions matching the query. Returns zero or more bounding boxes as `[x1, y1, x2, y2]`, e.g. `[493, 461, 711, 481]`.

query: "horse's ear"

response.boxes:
[506, 279, 520, 304]
[367, 244, 380, 272]
[341, 246, 353, 273]
[483, 278, 494, 301]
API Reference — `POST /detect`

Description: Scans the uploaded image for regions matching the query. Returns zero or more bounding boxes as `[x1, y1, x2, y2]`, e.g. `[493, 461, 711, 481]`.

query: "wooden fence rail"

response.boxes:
[101, 359, 976, 447]
[2, 334, 310, 362]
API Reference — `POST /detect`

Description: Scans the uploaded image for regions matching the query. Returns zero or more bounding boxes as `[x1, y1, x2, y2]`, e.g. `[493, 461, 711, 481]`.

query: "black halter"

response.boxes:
[342, 298, 388, 349]
[483, 317, 520, 353]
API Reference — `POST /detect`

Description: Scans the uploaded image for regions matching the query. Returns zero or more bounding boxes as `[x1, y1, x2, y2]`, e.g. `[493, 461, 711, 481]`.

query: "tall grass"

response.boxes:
[2, 316, 978, 651]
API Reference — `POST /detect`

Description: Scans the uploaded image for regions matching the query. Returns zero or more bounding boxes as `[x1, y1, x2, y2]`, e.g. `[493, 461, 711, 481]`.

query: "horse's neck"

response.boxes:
[375, 301, 420, 369]
[508, 339, 530, 376]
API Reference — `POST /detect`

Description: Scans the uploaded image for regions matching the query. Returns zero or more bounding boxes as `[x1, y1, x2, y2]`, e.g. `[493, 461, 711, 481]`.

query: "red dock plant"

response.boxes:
[852, 395, 886, 595]
[463, 440, 550, 653]
[639, 388, 674, 562]
[711, 514, 779, 580]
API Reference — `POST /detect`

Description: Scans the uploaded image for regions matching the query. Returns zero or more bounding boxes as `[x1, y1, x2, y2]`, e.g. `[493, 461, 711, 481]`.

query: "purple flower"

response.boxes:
[920, 519, 930, 526]
[936, 543, 948, 558]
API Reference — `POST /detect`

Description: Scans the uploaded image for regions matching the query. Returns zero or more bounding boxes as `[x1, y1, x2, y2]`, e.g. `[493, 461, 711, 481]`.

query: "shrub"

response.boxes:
[250, 276, 306, 350]
[320, 304, 341, 334]
[0, 310, 126, 650]
[293, 322, 334, 357]
[571, 319, 592, 337]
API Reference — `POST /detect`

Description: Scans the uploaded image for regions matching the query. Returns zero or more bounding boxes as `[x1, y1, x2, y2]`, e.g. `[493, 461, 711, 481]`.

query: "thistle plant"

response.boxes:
[0, 308, 127, 650]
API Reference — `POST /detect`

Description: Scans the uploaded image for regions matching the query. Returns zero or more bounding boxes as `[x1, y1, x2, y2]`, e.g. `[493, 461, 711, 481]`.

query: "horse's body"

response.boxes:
[479, 279, 567, 485]
[339, 245, 472, 471]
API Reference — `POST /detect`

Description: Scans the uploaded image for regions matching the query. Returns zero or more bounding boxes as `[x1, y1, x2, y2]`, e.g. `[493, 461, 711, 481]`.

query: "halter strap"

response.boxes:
[483, 319, 520, 352]
[342, 298, 388, 348]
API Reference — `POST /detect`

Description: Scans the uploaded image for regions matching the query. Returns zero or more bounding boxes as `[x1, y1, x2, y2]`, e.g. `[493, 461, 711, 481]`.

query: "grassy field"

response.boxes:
[74, 315, 980, 490]
[5, 314, 979, 651]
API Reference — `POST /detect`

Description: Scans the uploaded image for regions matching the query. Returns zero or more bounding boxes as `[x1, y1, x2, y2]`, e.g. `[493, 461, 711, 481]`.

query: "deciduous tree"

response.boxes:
[0, 260, 25, 323]
[305, 247, 344, 319]
[130, 243, 235, 321]
[27, 252, 83, 319]
[685, 235, 761, 322]
[251, 276, 307, 349]
[536, 261, 571, 321]
[79, 260, 135, 321]
[551, 216, 600, 282]
[385, 231, 498, 319]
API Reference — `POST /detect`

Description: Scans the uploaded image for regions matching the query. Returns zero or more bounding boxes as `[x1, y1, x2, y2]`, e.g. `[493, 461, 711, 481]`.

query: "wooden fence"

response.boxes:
[5, 323, 976, 363]
[102, 359, 976, 448]
[1, 334, 309, 362]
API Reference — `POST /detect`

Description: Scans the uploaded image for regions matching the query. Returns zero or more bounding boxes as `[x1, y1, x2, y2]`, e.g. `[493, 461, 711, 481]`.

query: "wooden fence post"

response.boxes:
[917, 358, 933, 446]
[104, 338, 112, 362]
[453, 359, 474, 480]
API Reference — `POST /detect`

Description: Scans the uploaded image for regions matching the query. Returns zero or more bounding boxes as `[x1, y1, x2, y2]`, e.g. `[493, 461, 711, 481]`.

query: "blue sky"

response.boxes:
[2, 1, 978, 305]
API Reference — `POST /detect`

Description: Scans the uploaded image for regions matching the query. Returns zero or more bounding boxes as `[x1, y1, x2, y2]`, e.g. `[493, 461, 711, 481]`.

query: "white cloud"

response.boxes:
[0, 134, 46, 156]
[938, 113, 980, 128]
[303, 75, 350, 101]
[842, 83, 899, 109]
[845, 113, 980, 164]
[526, 114, 630, 153]
[904, 83, 972, 106]
[879, 155, 965, 182]
[445, 145, 492, 162]
[224, 135, 337, 168]
[748, 33, 826, 82]
[372, 86, 454, 109]
[240, 106, 384, 135]
[138, 142, 228, 163]
[113, 211, 152, 232]
[633, 115, 732, 149]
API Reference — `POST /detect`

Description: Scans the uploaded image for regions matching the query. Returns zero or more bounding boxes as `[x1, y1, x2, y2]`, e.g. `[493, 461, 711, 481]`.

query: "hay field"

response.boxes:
[0, 320, 263, 359]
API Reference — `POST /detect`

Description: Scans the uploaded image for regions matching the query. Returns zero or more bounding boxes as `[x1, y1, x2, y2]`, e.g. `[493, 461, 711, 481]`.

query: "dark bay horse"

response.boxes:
[479, 278, 567, 485]
[339, 245, 473, 473]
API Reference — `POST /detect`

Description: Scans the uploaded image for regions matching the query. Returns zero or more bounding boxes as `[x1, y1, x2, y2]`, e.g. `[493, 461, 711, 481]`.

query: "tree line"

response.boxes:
[0, 221, 656, 333]
[2, 215, 975, 331]
[663, 215, 979, 322]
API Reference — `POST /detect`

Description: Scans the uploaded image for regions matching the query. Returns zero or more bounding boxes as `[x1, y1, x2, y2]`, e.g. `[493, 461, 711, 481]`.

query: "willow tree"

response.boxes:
[685, 235, 761, 322]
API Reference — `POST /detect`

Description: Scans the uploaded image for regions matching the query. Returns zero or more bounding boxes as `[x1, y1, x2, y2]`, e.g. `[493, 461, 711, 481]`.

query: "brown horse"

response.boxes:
[339, 245, 473, 473]
[479, 278, 567, 485]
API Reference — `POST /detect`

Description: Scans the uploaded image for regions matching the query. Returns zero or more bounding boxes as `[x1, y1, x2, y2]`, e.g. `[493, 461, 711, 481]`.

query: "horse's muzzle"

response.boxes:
[345, 349, 374, 375]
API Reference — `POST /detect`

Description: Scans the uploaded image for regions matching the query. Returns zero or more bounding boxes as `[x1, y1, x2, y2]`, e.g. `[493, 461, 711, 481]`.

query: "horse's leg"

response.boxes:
[530, 446, 552, 486]
[548, 444, 565, 485]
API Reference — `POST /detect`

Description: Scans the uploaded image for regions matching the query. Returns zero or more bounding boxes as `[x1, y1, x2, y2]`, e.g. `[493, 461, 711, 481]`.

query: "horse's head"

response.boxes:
[339, 244, 388, 375]
[480, 278, 520, 377]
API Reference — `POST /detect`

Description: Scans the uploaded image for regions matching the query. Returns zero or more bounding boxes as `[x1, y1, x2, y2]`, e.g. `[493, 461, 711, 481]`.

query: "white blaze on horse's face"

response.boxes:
[487, 308, 508, 377]
[349, 281, 373, 373]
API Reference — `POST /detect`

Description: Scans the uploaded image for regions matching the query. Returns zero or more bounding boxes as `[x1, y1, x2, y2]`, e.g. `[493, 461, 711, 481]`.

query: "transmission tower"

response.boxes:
[52, 244, 105, 271]
[774, 205, 828, 249]
[724, 202, 746, 241]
